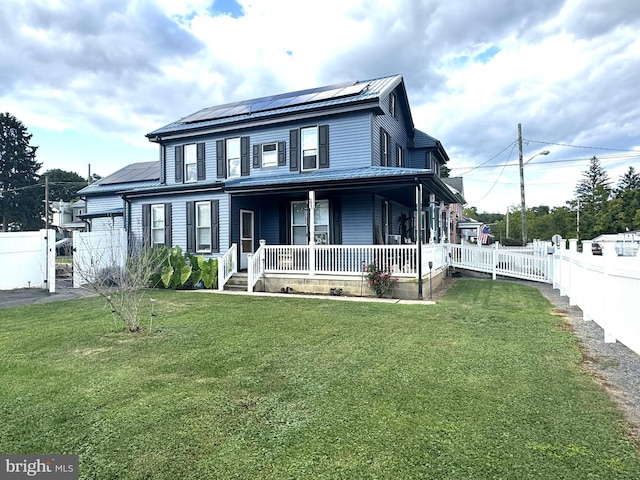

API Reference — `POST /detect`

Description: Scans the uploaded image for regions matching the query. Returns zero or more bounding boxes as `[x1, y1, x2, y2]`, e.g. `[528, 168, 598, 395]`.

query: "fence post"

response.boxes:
[492, 242, 498, 280]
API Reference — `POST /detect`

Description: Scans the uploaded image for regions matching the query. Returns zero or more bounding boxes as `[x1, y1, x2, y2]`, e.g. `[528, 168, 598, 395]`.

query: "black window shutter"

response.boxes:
[277, 141, 286, 166]
[160, 145, 166, 184]
[253, 144, 261, 168]
[197, 143, 206, 180]
[164, 203, 172, 247]
[289, 129, 299, 171]
[175, 146, 184, 183]
[211, 200, 219, 253]
[216, 139, 226, 179]
[279, 200, 290, 244]
[186, 201, 195, 253]
[319, 125, 329, 169]
[332, 198, 342, 245]
[142, 204, 151, 248]
[240, 137, 250, 176]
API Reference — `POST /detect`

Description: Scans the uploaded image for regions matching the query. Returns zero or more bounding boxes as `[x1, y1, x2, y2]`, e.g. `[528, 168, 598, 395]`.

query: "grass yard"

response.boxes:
[1, 279, 639, 479]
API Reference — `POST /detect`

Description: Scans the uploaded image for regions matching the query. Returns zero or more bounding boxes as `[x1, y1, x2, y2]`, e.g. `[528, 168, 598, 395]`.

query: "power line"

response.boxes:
[525, 139, 640, 153]
[455, 141, 517, 175]
[450, 152, 640, 170]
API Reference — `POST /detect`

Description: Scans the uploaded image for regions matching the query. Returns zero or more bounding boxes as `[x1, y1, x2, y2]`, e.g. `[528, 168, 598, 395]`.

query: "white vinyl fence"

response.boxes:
[0, 229, 55, 292]
[551, 238, 640, 355]
[73, 229, 127, 288]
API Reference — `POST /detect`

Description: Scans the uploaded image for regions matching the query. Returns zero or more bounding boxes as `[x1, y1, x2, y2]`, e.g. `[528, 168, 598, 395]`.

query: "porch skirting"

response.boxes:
[256, 269, 445, 300]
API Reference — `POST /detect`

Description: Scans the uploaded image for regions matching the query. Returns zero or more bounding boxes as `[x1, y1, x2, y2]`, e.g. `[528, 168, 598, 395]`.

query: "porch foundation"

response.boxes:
[258, 269, 445, 300]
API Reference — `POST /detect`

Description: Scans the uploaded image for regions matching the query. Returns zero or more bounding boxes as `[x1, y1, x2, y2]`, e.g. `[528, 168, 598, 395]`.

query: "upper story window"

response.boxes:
[184, 144, 197, 182]
[380, 129, 390, 166]
[262, 143, 277, 168]
[389, 93, 397, 118]
[175, 143, 205, 183]
[301, 127, 318, 171]
[217, 137, 249, 179]
[290, 125, 329, 172]
[227, 138, 240, 178]
[397, 145, 404, 168]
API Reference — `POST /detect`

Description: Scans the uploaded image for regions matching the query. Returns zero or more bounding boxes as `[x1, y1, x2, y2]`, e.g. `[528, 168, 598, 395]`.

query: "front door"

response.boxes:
[240, 209, 254, 270]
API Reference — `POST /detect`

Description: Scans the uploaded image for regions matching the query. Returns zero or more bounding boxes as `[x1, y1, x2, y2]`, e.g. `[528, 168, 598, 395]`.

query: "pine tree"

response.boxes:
[574, 156, 611, 239]
[1, 113, 42, 231]
[609, 166, 640, 231]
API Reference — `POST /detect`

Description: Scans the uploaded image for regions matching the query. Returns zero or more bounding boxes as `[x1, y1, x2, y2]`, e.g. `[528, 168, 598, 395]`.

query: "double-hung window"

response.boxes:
[184, 144, 197, 182]
[262, 143, 277, 168]
[151, 204, 165, 246]
[196, 201, 211, 253]
[381, 130, 390, 166]
[397, 145, 404, 167]
[301, 127, 318, 171]
[227, 138, 241, 178]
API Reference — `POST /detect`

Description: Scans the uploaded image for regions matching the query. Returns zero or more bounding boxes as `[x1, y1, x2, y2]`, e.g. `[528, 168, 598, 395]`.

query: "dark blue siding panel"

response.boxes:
[341, 194, 373, 244]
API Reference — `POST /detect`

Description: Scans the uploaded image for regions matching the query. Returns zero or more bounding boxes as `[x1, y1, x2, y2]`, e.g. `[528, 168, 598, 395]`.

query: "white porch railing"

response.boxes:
[448, 242, 551, 283]
[247, 240, 267, 292]
[262, 244, 442, 277]
[217, 243, 238, 291]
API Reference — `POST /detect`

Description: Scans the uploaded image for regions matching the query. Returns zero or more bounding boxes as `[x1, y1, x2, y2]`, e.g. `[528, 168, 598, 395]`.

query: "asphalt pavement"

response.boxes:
[0, 280, 89, 309]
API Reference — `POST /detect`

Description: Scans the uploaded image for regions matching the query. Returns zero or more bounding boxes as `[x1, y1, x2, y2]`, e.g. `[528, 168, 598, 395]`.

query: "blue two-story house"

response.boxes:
[79, 74, 459, 298]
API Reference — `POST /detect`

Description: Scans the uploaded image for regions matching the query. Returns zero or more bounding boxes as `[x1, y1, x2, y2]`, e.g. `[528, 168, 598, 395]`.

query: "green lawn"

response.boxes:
[1, 279, 639, 479]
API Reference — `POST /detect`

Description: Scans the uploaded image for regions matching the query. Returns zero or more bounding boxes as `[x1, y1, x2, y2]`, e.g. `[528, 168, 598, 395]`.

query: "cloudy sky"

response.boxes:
[3, 0, 639, 213]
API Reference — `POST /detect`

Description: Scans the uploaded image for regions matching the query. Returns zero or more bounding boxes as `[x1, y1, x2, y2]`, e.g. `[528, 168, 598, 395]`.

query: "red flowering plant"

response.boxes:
[364, 263, 399, 298]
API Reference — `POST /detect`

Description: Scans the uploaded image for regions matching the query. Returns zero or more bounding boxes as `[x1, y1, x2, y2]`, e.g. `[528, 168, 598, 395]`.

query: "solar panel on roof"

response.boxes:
[334, 83, 368, 98]
[178, 81, 371, 125]
[100, 162, 159, 185]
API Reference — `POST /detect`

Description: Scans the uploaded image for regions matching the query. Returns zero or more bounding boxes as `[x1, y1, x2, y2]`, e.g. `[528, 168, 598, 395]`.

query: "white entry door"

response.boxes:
[240, 209, 254, 270]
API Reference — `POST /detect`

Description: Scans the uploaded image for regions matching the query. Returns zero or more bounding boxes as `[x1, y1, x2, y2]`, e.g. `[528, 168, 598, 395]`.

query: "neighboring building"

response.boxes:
[441, 177, 466, 244]
[51, 199, 87, 234]
[79, 74, 460, 295]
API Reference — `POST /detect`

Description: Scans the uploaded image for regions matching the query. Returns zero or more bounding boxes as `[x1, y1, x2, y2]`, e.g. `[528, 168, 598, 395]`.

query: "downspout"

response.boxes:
[416, 179, 423, 300]
[123, 196, 132, 254]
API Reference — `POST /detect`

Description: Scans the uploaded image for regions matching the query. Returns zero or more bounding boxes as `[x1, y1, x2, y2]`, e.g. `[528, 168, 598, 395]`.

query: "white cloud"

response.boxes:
[1, 0, 638, 213]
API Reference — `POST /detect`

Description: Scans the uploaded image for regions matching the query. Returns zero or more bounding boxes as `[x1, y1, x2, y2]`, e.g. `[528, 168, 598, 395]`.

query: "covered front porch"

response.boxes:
[219, 242, 450, 299]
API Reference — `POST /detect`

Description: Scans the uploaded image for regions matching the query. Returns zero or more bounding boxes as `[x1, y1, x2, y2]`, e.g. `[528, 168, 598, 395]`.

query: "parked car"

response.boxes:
[591, 242, 603, 256]
[55, 237, 73, 256]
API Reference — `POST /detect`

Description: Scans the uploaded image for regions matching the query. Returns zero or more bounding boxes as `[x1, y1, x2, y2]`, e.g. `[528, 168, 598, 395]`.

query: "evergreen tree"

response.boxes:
[40, 168, 87, 203]
[0, 113, 42, 231]
[609, 166, 640, 231]
[574, 156, 611, 239]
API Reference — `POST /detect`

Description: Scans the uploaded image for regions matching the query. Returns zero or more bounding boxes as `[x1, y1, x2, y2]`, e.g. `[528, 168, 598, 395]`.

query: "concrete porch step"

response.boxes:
[224, 272, 248, 292]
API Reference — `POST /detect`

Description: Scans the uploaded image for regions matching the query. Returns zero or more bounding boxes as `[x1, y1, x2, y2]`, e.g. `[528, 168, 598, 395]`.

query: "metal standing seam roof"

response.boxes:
[78, 161, 161, 195]
[147, 74, 404, 137]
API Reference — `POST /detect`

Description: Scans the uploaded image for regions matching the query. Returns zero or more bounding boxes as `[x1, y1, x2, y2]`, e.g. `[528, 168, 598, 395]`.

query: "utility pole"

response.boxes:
[45, 176, 49, 231]
[518, 123, 526, 246]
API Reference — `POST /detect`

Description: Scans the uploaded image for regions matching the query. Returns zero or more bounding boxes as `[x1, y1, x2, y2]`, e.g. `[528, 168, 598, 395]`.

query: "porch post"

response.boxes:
[440, 201, 446, 243]
[416, 182, 423, 299]
[429, 193, 436, 244]
[308, 190, 315, 275]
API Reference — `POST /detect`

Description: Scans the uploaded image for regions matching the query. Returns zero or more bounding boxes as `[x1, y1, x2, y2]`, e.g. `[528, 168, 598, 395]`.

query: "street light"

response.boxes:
[519, 149, 550, 246]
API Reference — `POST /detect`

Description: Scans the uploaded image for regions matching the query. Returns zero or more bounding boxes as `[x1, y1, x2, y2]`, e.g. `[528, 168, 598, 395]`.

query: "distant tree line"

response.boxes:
[467, 156, 640, 244]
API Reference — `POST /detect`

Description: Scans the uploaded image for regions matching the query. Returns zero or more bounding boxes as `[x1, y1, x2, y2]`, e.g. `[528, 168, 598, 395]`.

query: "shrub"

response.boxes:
[365, 263, 398, 298]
